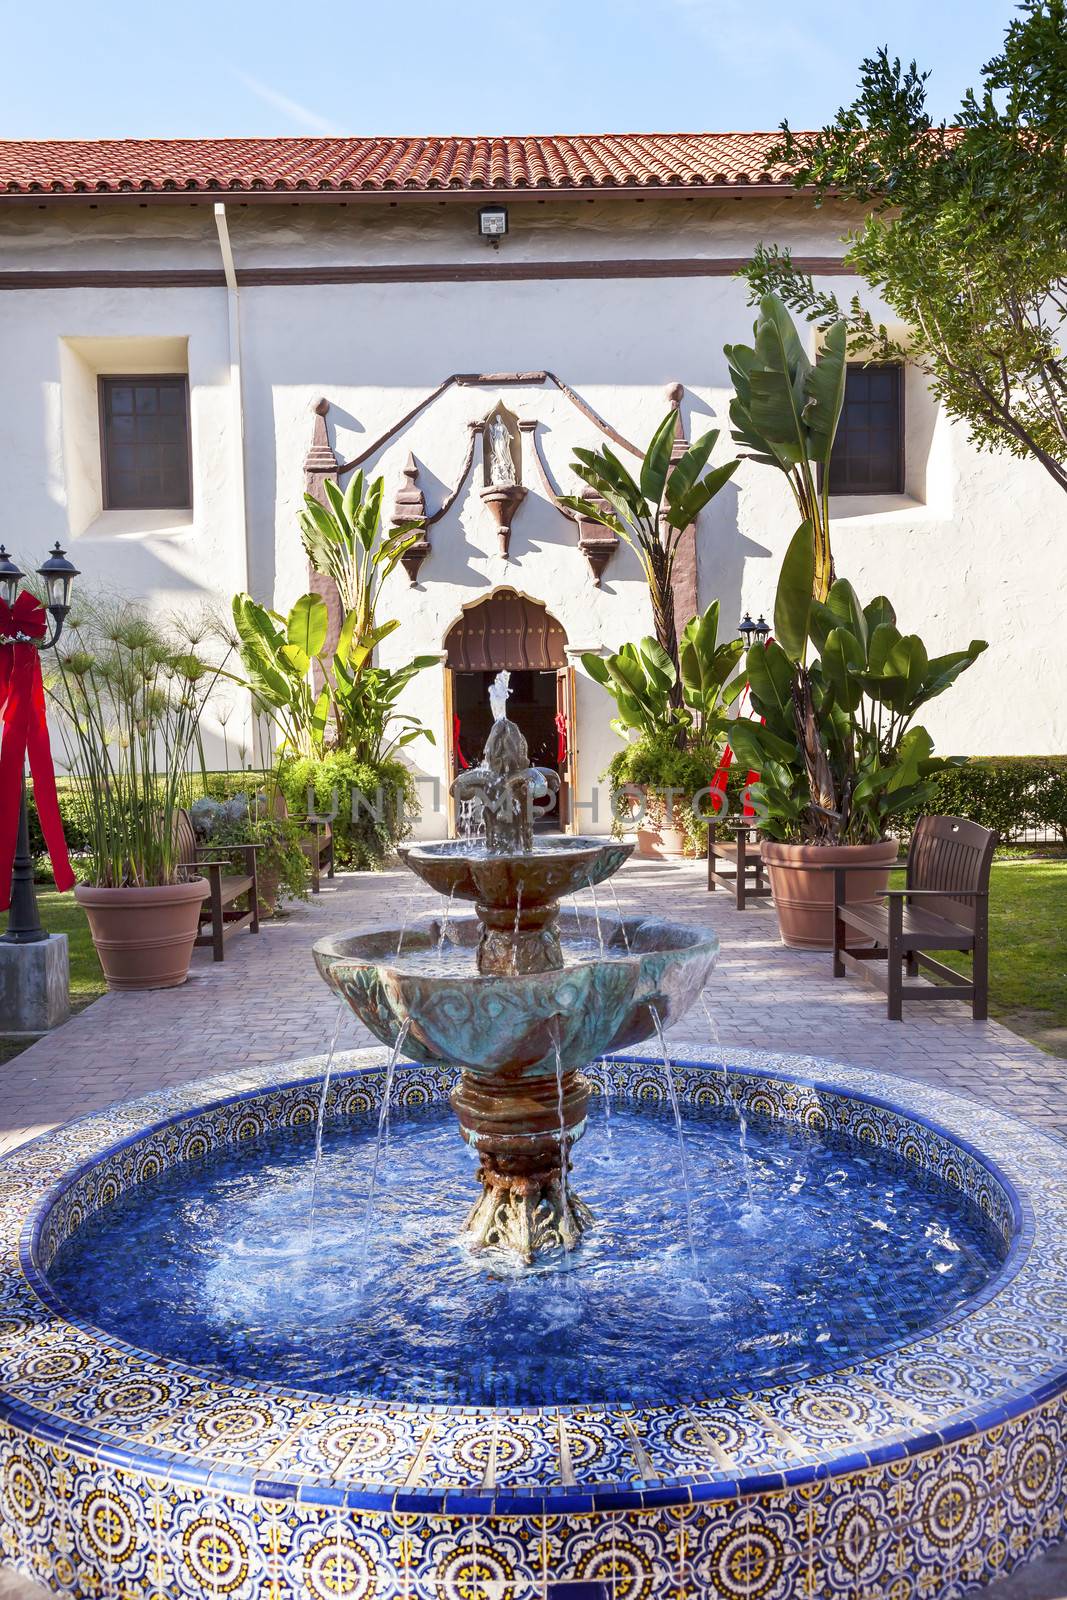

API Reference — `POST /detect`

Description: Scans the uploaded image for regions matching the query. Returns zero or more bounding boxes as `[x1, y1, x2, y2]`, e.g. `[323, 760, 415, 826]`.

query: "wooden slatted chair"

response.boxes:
[831, 815, 997, 1021]
[175, 809, 260, 963]
[707, 819, 771, 909]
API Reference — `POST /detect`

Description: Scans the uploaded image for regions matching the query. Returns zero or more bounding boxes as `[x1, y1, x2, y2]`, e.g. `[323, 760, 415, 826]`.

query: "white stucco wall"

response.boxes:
[1, 195, 1063, 825]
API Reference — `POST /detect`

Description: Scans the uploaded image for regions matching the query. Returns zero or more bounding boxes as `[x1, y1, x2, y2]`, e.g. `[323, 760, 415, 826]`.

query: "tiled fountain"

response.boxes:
[0, 686, 1064, 1599]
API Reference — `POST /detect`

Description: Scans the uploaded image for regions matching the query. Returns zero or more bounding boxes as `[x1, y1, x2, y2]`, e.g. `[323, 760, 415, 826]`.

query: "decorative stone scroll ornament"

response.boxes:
[479, 404, 526, 557]
[391, 454, 430, 584]
[524, 423, 619, 584]
[301, 375, 693, 589]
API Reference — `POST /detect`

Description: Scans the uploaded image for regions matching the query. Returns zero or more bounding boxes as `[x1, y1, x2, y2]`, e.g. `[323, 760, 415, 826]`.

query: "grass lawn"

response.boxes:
[891, 856, 1067, 1057]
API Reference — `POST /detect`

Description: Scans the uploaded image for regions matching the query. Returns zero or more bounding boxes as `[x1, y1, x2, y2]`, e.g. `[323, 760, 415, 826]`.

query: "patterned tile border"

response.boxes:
[0, 1045, 1064, 1598]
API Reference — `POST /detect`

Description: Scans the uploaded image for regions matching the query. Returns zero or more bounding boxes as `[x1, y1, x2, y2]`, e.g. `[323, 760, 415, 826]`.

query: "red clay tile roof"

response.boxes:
[0, 133, 797, 198]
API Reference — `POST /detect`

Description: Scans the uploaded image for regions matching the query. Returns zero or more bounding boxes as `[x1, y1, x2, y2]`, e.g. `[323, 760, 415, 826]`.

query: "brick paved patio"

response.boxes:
[1, 859, 1064, 1599]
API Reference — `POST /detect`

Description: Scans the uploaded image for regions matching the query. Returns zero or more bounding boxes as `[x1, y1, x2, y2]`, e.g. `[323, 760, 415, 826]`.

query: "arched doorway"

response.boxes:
[444, 589, 577, 829]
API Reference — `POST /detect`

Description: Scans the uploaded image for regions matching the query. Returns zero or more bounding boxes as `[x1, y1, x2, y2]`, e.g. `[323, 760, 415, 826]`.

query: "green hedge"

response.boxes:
[894, 757, 1067, 843]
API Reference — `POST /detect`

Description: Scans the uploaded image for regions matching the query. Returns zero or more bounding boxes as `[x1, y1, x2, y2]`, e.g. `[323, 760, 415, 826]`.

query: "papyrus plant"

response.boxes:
[47, 604, 230, 887]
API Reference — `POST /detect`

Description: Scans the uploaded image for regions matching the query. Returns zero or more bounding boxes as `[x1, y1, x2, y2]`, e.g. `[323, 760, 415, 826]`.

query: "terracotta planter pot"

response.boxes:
[624, 788, 689, 860]
[635, 822, 689, 861]
[256, 868, 281, 918]
[75, 879, 209, 991]
[760, 840, 899, 950]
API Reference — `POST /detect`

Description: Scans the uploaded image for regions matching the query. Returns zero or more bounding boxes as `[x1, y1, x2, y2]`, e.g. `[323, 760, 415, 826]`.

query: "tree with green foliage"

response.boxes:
[743, 1, 1067, 494]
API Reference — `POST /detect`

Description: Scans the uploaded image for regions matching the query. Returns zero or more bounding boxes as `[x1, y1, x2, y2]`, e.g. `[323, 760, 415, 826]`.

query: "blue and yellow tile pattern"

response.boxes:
[0, 1045, 1062, 1597]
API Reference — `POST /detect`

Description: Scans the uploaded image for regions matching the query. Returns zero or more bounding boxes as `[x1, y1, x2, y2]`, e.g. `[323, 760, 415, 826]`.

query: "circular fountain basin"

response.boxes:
[2, 1048, 1065, 1600]
[398, 833, 634, 909]
[314, 911, 719, 1075]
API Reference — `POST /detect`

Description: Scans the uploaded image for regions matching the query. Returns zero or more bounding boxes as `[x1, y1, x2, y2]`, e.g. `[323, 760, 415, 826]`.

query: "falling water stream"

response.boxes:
[355, 1020, 412, 1288]
[307, 998, 348, 1240]
[585, 875, 605, 956]
[699, 991, 758, 1218]
[605, 880, 632, 951]
[649, 1003, 701, 1277]
[436, 886, 456, 956]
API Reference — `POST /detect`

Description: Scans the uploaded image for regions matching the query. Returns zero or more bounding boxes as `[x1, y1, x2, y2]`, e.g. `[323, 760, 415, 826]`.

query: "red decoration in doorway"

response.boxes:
[554, 712, 568, 766]
[452, 714, 470, 771]
[0, 593, 74, 907]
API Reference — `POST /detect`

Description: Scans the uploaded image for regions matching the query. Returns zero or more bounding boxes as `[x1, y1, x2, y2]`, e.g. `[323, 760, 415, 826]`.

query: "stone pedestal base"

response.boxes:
[0, 934, 70, 1033]
[464, 1167, 593, 1263]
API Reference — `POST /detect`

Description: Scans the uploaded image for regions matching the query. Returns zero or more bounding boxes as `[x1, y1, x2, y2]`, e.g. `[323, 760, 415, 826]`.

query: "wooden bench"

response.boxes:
[707, 819, 771, 909]
[832, 815, 997, 1021]
[176, 808, 260, 962]
[272, 793, 335, 893]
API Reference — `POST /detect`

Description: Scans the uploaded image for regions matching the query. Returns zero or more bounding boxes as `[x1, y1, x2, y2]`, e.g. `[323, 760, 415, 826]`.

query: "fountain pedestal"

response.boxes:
[452, 1065, 593, 1261]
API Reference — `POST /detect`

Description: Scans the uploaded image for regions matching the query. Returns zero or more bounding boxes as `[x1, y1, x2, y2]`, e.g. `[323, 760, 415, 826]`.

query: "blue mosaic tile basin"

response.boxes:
[45, 1086, 1007, 1409]
[1, 1046, 1065, 1600]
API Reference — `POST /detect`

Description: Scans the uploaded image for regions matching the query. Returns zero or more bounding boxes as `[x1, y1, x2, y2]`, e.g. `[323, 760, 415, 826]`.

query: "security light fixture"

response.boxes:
[478, 205, 509, 246]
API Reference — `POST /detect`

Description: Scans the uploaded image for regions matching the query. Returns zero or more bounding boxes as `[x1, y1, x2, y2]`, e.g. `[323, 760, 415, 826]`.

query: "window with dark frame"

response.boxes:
[99, 376, 191, 511]
[826, 363, 905, 496]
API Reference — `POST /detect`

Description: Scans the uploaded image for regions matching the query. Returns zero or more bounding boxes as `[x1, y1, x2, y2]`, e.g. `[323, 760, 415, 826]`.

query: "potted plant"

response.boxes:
[48, 605, 229, 989]
[728, 526, 987, 947]
[229, 472, 438, 867]
[582, 601, 744, 858]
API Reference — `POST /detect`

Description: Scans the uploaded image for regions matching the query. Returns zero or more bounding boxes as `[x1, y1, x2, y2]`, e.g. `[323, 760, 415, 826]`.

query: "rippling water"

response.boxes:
[48, 1092, 1005, 1407]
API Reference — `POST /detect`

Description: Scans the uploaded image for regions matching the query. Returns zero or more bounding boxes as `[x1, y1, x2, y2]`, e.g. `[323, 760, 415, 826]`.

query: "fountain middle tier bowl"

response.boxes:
[313, 911, 719, 1077]
[397, 833, 634, 909]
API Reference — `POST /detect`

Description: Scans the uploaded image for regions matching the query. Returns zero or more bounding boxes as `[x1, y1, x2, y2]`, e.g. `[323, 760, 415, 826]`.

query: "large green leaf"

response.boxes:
[745, 639, 796, 723]
[773, 522, 815, 662]
[820, 625, 866, 712]
[802, 319, 848, 467]
[286, 593, 328, 660]
[664, 428, 717, 509]
[747, 293, 812, 467]
[639, 411, 680, 506]
[823, 578, 868, 657]
[662, 458, 740, 532]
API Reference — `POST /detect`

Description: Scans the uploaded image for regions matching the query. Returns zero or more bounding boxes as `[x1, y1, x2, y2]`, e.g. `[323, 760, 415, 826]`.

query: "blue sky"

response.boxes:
[3, 0, 1019, 139]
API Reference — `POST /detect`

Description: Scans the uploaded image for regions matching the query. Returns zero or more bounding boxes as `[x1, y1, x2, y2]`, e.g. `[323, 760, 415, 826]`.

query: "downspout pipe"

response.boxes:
[213, 202, 258, 761]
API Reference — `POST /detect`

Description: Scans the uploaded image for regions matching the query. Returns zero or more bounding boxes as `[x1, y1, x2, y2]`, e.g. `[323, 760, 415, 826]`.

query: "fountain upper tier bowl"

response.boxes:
[313, 909, 719, 1078]
[397, 834, 636, 974]
[398, 835, 634, 906]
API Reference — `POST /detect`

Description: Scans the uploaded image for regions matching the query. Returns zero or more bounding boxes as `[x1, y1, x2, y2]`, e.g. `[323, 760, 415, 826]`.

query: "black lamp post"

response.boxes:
[753, 614, 771, 645]
[738, 612, 756, 649]
[0, 543, 79, 946]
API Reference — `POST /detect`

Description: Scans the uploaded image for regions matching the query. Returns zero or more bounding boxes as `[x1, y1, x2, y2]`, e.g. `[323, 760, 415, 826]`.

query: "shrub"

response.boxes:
[606, 736, 747, 855]
[277, 752, 418, 869]
[893, 757, 1067, 843]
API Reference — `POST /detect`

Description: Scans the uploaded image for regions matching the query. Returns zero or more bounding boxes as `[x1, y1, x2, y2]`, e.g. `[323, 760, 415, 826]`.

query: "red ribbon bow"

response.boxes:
[0, 592, 74, 907]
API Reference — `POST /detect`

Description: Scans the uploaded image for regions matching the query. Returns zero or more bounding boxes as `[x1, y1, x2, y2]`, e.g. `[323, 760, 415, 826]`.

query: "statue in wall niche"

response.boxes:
[479, 404, 526, 558]
[487, 414, 517, 486]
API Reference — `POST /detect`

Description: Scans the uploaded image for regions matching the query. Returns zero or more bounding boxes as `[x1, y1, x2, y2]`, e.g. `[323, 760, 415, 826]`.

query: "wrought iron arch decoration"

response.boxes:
[301, 373, 693, 590]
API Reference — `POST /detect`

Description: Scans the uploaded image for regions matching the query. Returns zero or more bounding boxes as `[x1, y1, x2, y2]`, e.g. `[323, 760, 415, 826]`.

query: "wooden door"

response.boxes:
[443, 666, 457, 835]
[555, 666, 579, 833]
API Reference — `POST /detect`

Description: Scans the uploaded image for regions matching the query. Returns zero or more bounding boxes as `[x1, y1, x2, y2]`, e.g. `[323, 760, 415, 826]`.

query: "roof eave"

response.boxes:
[0, 180, 810, 207]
